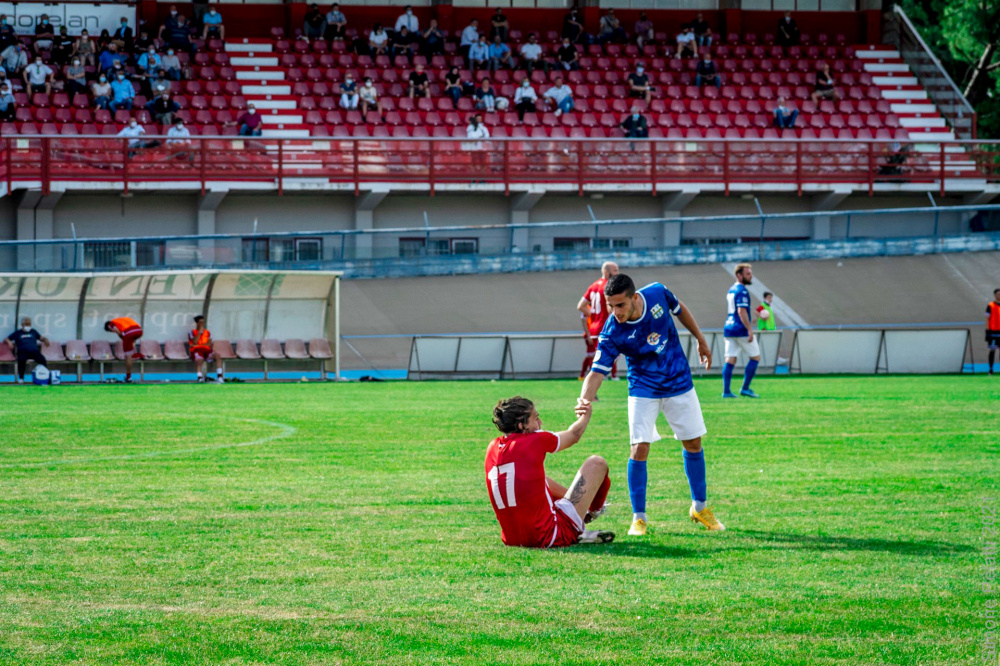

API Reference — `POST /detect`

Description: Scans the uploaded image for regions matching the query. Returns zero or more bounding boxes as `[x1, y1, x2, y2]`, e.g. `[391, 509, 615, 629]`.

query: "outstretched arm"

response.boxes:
[578, 370, 604, 405]
[554, 399, 592, 451]
[675, 300, 712, 370]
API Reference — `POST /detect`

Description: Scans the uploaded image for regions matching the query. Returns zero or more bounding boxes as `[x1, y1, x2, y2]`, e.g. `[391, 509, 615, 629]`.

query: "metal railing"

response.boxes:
[1, 135, 997, 197]
[887, 5, 976, 140]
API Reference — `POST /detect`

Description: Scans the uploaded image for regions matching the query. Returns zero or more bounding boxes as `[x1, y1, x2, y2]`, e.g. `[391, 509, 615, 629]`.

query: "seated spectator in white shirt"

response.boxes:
[118, 118, 159, 155]
[359, 77, 382, 116]
[544, 76, 574, 116]
[676, 26, 697, 58]
[513, 78, 537, 122]
[166, 117, 193, 160]
[519, 33, 545, 76]
[24, 57, 53, 94]
[368, 24, 389, 56]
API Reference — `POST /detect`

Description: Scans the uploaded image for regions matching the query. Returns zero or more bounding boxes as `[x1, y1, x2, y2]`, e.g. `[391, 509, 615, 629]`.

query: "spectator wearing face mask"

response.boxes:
[113, 17, 134, 53]
[110, 71, 135, 113]
[34, 14, 55, 54]
[232, 104, 263, 136]
[620, 107, 648, 139]
[407, 64, 429, 100]
[367, 24, 389, 57]
[514, 78, 537, 122]
[0, 82, 15, 121]
[146, 91, 179, 125]
[339, 75, 359, 109]
[65, 57, 88, 96]
[166, 117, 192, 160]
[695, 54, 720, 89]
[469, 35, 490, 76]
[1, 42, 28, 77]
[325, 4, 347, 42]
[137, 46, 161, 74]
[0, 14, 16, 52]
[91, 73, 112, 110]
[52, 26, 75, 65]
[134, 28, 153, 53]
[5, 317, 49, 384]
[160, 49, 182, 81]
[627, 64, 652, 104]
[459, 19, 479, 66]
[359, 77, 382, 117]
[73, 30, 96, 67]
[24, 56, 53, 95]
[118, 117, 160, 157]
[557, 38, 578, 71]
[146, 68, 171, 98]
[99, 43, 127, 75]
[202, 7, 225, 41]
[395, 5, 419, 34]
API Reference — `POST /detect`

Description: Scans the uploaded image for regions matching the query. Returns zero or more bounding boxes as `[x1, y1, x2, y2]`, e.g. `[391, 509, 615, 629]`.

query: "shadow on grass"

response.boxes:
[592, 541, 715, 558]
[706, 529, 975, 556]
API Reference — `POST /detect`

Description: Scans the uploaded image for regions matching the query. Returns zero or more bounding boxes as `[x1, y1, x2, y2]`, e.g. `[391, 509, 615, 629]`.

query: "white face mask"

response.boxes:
[73, 60, 80, 66]
[130, 122, 137, 128]
[636, 67, 644, 74]
[22, 325, 30, 332]
[406, 9, 412, 15]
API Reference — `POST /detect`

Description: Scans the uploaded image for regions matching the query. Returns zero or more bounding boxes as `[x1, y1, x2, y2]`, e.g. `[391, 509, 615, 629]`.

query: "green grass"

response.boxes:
[0, 376, 996, 665]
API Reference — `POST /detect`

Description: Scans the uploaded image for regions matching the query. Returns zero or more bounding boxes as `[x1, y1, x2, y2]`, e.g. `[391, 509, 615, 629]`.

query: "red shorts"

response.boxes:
[548, 499, 585, 548]
[190, 346, 213, 360]
[121, 327, 142, 353]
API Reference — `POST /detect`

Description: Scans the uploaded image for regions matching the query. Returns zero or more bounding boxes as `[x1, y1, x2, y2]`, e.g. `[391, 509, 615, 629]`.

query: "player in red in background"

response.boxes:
[188, 314, 223, 384]
[485, 396, 614, 548]
[104, 316, 144, 383]
[577, 261, 619, 379]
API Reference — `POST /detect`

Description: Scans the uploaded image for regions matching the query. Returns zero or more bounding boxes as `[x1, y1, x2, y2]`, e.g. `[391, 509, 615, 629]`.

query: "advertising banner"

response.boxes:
[0, 3, 136, 36]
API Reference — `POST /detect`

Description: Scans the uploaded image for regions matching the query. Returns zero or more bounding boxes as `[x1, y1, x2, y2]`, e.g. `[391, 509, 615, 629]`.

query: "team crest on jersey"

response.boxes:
[646, 332, 660, 346]
[650, 304, 664, 319]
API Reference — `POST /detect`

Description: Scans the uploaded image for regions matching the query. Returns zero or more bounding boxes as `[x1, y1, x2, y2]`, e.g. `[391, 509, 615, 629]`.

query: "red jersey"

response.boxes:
[485, 430, 567, 548]
[583, 278, 610, 336]
[108, 316, 141, 335]
[188, 328, 212, 352]
[988, 301, 1000, 331]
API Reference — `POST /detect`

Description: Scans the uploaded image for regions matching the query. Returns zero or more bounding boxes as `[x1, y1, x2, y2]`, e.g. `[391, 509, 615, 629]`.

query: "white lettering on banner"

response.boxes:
[0, 3, 136, 36]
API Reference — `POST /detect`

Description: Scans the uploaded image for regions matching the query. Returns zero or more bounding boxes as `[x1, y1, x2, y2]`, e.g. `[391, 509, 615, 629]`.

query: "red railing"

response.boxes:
[1, 135, 997, 197]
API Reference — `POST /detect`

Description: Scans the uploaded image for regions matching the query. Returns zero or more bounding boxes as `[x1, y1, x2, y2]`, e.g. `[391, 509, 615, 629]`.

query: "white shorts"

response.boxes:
[554, 497, 584, 533]
[627, 388, 707, 444]
[724, 336, 760, 359]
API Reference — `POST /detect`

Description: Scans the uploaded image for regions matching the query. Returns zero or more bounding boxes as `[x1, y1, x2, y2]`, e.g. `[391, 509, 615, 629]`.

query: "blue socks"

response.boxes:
[682, 449, 707, 504]
[743, 359, 759, 391]
[627, 459, 647, 515]
[722, 362, 735, 393]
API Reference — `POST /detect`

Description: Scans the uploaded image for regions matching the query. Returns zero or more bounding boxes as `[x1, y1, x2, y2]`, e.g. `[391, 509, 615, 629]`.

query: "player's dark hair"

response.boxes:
[995, 288, 1000, 295]
[763, 291, 773, 298]
[604, 273, 635, 298]
[104, 321, 114, 331]
[194, 315, 205, 323]
[493, 396, 534, 434]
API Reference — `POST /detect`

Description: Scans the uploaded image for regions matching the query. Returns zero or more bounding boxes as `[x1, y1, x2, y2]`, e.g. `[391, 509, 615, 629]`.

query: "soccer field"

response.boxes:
[1, 376, 996, 665]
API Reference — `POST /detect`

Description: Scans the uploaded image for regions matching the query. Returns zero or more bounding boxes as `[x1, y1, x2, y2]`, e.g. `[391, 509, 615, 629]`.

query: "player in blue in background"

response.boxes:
[722, 263, 762, 399]
[578, 274, 725, 536]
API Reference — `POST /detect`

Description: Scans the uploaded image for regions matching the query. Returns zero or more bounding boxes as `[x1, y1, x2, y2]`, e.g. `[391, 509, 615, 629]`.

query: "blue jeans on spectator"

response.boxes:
[110, 98, 133, 113]
[240, 124, 262, 136]
[695, 74, 720, 89]
[165, 67, 181, 81]
[447, 87, 461, 107]
[697, 35, 712, 47]
[774, 109, 798, 129]
[94, 95, 111, 110]
[556, 96, 574, 113]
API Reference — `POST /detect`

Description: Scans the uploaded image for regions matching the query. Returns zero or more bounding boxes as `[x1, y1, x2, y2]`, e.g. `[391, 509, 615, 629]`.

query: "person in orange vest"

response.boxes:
[104, 315, 144, 383]
[987, 288, 1000, 375]
[188, 314, 223, 383]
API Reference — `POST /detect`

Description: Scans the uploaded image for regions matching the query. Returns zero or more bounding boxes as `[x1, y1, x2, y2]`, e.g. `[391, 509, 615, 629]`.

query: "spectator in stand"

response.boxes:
[202, 7, 225, 41]
[620, 106, 648, 139]
[0, 81, 15, 121]
[695, 53, 720, 89]
[118, 117, 159, 157]
[110, 71, 135, 113]
[676, 25, 697, 58]
[460, 20, 480, 66]
[465, 113, 490, 170]
[391, 27, 417, 63]
[135, 28, 154, 53]
[2, 43, 28, 78]
[557, 37, 579, 71]
[99, 43, 127, 75]
[97, 29, 112, 54]
[395, 5, 419, 34]
[24, 56, 53, 95]
[634, 12, 654, 49]
[488, 35, 512, 75]
[339, 74, 359, 109]
[475, 78, 497, 113]
[164, 14, 194, 55]
[166, 117, 192, 160]
[773, 96, 798, 131]
[777, 12, 800, 47]
[91, 73, 112, 110]
[159, 5, 181, 40]
[693, 13, 711, 47]
[519, 33, 546, 76]
[108, 59, 127, 82]
[562, 8, 584, 45]
[368, 24, 389, 57]
[192, 0, 209, 32]
[65, 57, 88, 96]
[146, 91, 179, 125]
[469, 35, 490, 76]
[303, 4, 326, 40]
[359, 76, 382, 116]
[599, 9, 627, 45]
[627, 63, 652, 103]
[137, 45, 161, 74]
[421, 19, 444, 57]
[33, 14, 55, 54]
[0, 15, 16, 52]
[161, 49, 182, 81]
[514, 78, 537, 122]
[146, 68, 171, 98]
[544, 75, 574, 116]
[52, 27, 75, 66]
[490, 8, 510, 43]
[811, 63, 838, 103]
[325, 4, 347, 41]
[444, 66, 462, 107]
[408, 63, 430, 99]
[112, 17, 134, 54]
[233, 103, 263, 136]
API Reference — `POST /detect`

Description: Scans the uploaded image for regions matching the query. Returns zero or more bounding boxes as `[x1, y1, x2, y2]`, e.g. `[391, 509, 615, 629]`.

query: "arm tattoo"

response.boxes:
[567, 477, 587, 505]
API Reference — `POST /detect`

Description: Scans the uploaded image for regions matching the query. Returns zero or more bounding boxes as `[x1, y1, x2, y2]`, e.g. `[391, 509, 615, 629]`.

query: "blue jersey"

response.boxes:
[591, 283, 693, 399]
[724, 282, 751, 338]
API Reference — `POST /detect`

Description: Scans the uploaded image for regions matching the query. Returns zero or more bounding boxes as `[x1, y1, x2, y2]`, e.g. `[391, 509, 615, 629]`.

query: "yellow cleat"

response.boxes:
[690, 506, 726, 531]
[627, 518, 648, 536]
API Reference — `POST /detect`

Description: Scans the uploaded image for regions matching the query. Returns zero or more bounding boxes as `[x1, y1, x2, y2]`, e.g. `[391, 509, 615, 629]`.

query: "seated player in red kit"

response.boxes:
[485, 396, 614, 548]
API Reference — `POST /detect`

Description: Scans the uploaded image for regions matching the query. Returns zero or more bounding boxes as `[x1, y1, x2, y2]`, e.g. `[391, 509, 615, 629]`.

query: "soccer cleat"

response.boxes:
[579, 529, 615, 544]
[197, 376, 206, 383]
[627, 518, 648, 536]
[584, 503, 607, 524]
[740, 388, 760, 398]
[722, 391, 737, 398]
[131, 352, 145, 360]
[124, 377, 135, 384]
[690, 506, 725, 531]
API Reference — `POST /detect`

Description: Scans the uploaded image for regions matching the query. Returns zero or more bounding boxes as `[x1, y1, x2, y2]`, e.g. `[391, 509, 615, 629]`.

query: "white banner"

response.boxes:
[0, 3, 136, 36]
